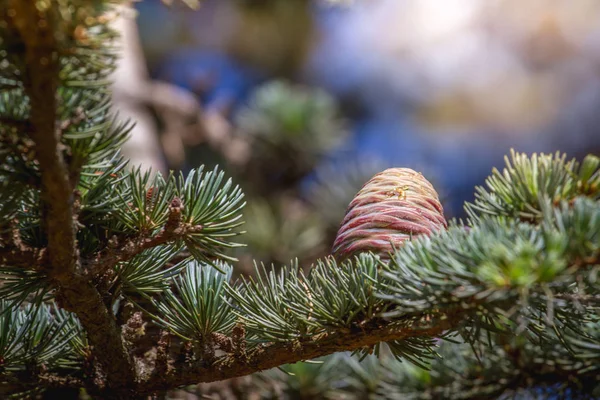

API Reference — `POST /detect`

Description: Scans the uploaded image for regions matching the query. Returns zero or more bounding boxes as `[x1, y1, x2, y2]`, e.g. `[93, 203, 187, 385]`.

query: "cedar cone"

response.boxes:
[332, 168, 447, 261]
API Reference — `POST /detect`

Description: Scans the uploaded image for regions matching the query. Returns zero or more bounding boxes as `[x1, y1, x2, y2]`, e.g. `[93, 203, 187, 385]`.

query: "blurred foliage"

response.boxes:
[230, 1, 313, 77]
[225, 80, 356, 270]
[235, 80, 347, 195]
[238, 199, 325, 267]
[137, 0, 600, 398]
[307, 159, 389, 234]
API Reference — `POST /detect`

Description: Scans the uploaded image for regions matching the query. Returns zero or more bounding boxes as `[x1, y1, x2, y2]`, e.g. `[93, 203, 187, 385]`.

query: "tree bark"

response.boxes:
[7, 1, 137, 396]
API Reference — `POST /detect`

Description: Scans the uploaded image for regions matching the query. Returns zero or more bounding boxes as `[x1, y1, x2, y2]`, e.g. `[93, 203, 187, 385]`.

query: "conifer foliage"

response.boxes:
[0, 1, 599, 399]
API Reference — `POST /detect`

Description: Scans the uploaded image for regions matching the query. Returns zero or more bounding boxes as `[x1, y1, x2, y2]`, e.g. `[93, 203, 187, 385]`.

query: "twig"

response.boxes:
[87, 224, 203, 280]
[138, 314, 457, 394]
[86, 198, 199, 280]
[0, 248, 45, 270]
[0, 219, 44, 269]
[0, 371, 88, 393]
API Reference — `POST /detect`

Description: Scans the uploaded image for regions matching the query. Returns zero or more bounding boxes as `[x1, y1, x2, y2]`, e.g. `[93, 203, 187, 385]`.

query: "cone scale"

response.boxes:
[332, 168, 447, 261]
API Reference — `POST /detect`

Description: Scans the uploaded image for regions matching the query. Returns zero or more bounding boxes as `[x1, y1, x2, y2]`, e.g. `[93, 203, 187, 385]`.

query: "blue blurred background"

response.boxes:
[134, 0, 600, 219]
[117, 3, 600, 396]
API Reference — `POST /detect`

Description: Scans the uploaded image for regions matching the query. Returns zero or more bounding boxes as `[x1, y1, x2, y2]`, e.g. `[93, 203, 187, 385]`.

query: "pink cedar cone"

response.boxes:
[332, 168, 447, 261]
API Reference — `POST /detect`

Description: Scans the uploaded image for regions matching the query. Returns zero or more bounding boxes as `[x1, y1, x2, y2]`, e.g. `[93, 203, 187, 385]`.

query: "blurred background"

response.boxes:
[115, 0, 600, 271]
[107, 1, 600, 398]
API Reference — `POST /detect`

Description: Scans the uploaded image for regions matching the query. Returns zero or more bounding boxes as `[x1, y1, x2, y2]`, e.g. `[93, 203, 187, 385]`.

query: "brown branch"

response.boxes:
[0, 247, 44, 269]
[134, 255, 600, 396]
[0, 371, 87, 395]
[0, 117, 32, 133]
[89, 225, 201, 277]
[86, 198, 195, 280]
[37, 374, 86, 391]
[0, 219, 45, 269]
[7, 1, 74, 280]
[137, 315, 456, 395]
[7, 2, 136, 395]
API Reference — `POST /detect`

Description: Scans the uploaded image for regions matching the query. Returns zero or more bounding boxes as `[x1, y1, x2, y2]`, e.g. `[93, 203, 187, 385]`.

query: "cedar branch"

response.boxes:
[136, 256, 600, 394]
[7, 2, 136, 395]
[138, 314, 455, 394]
[0, 372, 87, 396]
[87, 200, 198, 280]
[0, 248, 44, 269]
[0, 219, 45, 269]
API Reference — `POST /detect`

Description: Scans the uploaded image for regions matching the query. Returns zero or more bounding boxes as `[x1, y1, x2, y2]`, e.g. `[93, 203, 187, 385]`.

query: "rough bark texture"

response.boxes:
[137, 315, 454, 394]
[7, 1, 136, 396]
[10, 0, 74, 283]
[0, 248, 43, 269]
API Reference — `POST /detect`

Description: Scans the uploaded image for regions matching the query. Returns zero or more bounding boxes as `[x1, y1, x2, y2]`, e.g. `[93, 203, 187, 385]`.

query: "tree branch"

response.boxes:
[9, 1, 75, 281]
[7, 2, 136, 395]
[0, 372, 87, 397]
[138, 314, 455, 394]
[0, 117, 32, 133]
[0, 219, 45, 269]
[137, 254, 600, 395]
[87, 199, 197, 280]
[0, 247, 44, 269]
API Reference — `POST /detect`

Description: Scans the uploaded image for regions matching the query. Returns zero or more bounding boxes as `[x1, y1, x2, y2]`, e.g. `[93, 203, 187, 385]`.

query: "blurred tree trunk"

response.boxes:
[111, 4, 214, 173]
[111, 5, 167, 173]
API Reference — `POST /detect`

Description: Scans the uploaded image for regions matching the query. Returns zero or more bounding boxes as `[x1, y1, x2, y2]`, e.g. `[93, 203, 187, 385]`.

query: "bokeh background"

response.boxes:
[106, 1, 600, 397]
[117, 0, 600, 271]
